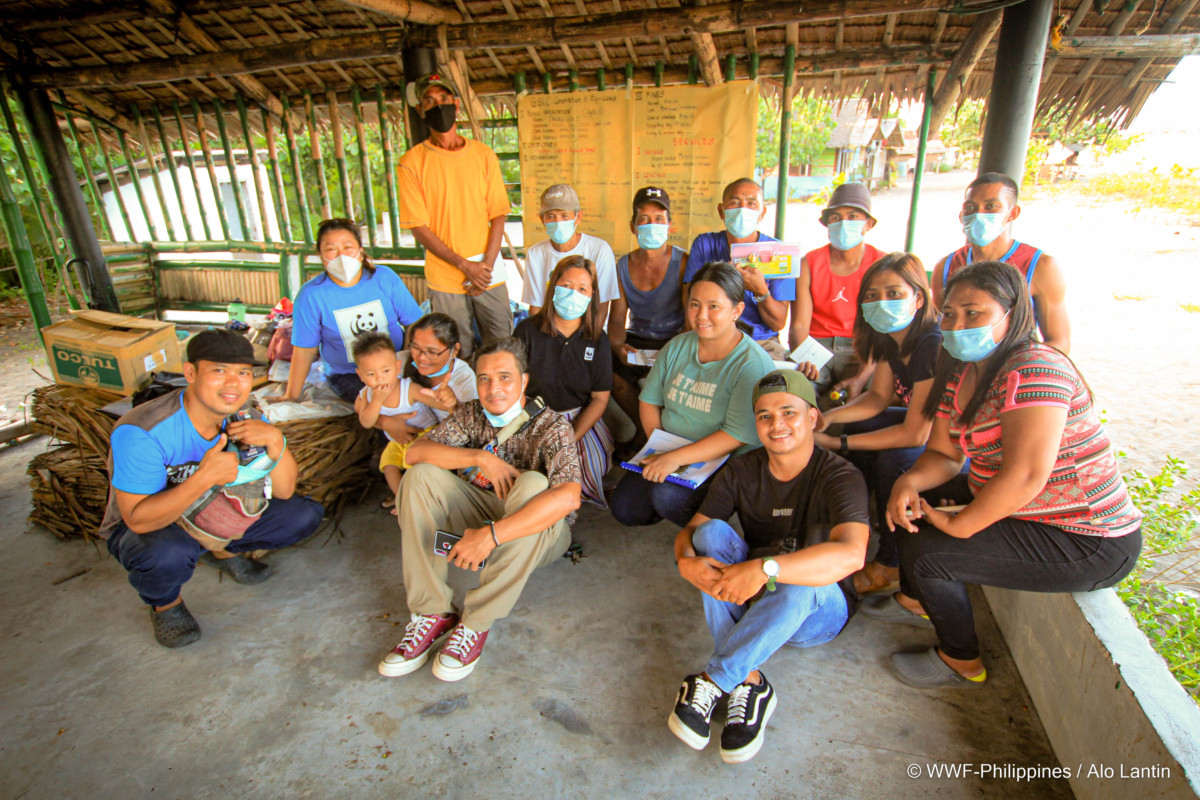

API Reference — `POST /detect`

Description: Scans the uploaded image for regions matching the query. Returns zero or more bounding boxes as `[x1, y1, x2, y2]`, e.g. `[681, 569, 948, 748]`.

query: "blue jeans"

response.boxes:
[693, 520, 848, 692]
[611, 468, 719, 528]
[106, 495, 325, 607]
[327, 371, 366, 403]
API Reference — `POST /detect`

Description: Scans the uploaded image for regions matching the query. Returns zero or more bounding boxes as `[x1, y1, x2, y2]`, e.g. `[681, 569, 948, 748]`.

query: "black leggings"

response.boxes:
[898, 519, 1142, 661]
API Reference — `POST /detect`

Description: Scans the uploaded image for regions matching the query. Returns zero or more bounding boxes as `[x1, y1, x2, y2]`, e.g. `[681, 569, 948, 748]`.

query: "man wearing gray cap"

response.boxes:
[397, 73, 513, 357]
[522, 183, 619, 324]
[791, 182, 887, 397]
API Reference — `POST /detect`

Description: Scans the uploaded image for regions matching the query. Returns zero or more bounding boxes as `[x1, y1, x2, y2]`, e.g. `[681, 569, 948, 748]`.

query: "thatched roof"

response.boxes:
[1, 0, 1198, 133]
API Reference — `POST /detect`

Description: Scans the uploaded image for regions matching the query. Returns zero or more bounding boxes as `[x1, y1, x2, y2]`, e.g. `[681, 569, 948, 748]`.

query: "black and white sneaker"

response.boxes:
[668, 673, 724, 750]
[720, 673, 778, 764]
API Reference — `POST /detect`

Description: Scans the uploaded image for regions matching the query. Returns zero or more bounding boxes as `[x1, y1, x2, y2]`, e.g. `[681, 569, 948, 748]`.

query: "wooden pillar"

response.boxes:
[376, 85, 401, 246]
[191, 99, 231, 240]
[151, 103, 192, 241]
[350, 86, 376, 245]
[261, 106, 291, 243]
[213, 97, 252, 240]
[236, 94, 273, 243]
[174, 100, 214, 240]
[281, 95, 312, 244]
[304, 91, 332, 219]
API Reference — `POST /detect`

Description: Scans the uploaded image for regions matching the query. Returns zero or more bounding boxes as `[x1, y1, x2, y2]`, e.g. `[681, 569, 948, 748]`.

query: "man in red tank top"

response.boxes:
[792, 182, 887, 398]
[933, 172, 1071, 353]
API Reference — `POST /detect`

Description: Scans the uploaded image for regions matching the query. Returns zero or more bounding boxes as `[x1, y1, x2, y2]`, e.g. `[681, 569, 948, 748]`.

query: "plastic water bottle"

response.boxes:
[227, 297, 246, 324]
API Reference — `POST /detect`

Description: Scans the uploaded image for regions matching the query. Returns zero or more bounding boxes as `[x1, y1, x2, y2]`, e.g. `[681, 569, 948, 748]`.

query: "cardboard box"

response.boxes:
[42, 311, 181, 395]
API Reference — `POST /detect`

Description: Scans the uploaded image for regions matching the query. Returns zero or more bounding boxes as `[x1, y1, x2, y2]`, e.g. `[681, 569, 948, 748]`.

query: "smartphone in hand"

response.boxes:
[434, 530, 487, 568]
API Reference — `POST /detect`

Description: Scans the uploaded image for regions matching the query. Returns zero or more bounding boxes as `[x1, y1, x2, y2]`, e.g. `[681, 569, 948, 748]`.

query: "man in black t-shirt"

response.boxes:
[669, 369, 870, 764]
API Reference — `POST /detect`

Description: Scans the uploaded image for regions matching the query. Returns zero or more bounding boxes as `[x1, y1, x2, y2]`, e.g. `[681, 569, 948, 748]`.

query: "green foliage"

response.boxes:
[755, 96, 835, 174]
[1084, 164, 1200, 225]
[1116, 456, 1200, 704]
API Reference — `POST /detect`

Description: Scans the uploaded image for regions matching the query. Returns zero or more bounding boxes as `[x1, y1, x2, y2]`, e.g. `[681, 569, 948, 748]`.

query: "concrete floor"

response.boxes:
[0, 435, 1074, 800]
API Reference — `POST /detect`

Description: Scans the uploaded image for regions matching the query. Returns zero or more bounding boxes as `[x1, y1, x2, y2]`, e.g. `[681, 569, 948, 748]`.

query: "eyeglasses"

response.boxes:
[411, 344, 450, 360]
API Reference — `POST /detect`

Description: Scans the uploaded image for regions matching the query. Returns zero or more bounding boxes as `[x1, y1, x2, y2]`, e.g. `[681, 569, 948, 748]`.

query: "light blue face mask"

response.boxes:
[962, 212, 1009, 247]
[428, 359, 452, 378]
[723, 207, 759, 239]
[546, 219, 577, 245]
[483, 398, 524, 428]
[552, 285, 592, 320]
[828, 219, 867, 251]
[636, 223, 670, 250]
[226, 452, 278, 486]
[862, 298, 916, 334]
[942, 310, 1011, 362]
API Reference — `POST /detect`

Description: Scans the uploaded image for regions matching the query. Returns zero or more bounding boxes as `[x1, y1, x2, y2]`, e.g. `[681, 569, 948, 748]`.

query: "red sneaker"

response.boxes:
[432, 623, 489, 682]
[377, 612, 459, 677]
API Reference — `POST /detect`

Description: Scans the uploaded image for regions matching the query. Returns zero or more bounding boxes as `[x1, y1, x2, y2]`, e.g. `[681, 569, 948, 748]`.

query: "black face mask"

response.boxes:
[424, 103, 457, 133]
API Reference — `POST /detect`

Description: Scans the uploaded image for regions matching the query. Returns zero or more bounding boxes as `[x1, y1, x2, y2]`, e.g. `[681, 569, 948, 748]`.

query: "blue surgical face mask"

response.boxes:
[552, 285, 592, 320]
[862, 298, 916, 334]
[636, 223, 670, 250]
[827, 219, 867, 251]
[545, 218, 577, 245]
[483, 398, 524, 428]
[962, 212, 1009, 247]
[428, 359, 452, 378]
[227, 452, 277, 486]
[942, 310, 1011, 362]
[723, 207, 760, 239]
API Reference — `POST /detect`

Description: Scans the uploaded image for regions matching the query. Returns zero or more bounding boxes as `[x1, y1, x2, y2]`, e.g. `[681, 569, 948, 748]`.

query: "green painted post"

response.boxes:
[376, 86, 401, 247]
[624, 64, 634, 89]
[513, 71, 527, 95]
[191, 99, 230, 241]
[655, 61, 665, 87]
[688, 55, 699, 85]
[62, 111, 113, 240]
[0, 155, 52, 332]
[750, 53, 760, 80]
[568, 70, 579, 92]
[350, 86, 376, 246]
[236, 95, 273, 243]
[116, 127, 162, 240]
[906, 69, 937, 253]
[151, 103, 191, 240]
[283, 96, 312, 244]
[99, 133, 139, 241]
[175, 100, 214, 240]
[597, 69, 606, 91]
[725, 54, 736, 82]
[0, 88, 68, 280]
[542, 73, 552, 94]
[261, 106, 292, 243]
[212, 98, 251, 240]
[131, 104, 179, 241]
[774, 43, 796, 240]
[305, 91, 332, 220]
[328, 92, 353, 219]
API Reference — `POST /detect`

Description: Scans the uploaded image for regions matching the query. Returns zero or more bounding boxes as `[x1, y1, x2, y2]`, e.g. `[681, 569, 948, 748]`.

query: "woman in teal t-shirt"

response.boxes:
[611, 261, 773, 527]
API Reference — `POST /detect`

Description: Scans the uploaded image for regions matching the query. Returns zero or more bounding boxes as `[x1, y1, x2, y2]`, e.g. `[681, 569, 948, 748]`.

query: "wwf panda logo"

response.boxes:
[333, 300, 389, 355]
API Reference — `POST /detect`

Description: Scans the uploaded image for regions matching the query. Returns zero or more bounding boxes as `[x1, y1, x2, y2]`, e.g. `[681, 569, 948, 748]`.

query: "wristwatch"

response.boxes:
[761, 556, 780, 592]
[751, 292, 769, 303]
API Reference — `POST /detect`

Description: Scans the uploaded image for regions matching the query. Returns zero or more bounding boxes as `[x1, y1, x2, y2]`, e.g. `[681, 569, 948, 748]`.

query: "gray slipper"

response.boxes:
[200, 552, 272, 585]
[858, 593, 935, 629]
[150, 601, 201, 648]
[890, 648, 986, 689]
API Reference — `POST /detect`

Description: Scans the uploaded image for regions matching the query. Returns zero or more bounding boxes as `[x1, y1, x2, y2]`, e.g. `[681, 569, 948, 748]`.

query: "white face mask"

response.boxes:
[325, 253, 362, 283]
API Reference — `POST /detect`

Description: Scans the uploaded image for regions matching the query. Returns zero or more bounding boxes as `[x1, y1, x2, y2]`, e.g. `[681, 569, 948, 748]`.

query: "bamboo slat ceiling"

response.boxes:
[1, 0, 1198, 130]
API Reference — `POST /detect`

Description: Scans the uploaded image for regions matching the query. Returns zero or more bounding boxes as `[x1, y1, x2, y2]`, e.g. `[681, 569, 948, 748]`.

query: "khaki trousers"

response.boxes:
[398, 463, 570, 631]
[429, 285, 512, 358]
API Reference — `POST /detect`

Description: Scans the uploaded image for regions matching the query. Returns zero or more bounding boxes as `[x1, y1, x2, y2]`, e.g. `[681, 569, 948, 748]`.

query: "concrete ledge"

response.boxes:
[984, 585, 1200, 799]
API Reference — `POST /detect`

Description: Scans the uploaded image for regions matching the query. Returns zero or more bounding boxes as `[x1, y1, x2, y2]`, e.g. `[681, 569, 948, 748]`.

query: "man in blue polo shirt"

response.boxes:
[100, 330, 324, 648]
[685, 178, 793, 361]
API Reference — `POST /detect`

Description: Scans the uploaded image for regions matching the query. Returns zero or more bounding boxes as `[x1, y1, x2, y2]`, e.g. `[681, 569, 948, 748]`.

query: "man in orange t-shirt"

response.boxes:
[397, 73, 512, 357]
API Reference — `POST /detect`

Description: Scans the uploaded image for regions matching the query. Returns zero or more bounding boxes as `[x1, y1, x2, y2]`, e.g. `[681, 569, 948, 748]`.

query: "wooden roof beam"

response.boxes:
[1120, 0, 1200, 88]
[1057, 33, 1200, 59]
[144, 0, 287, 119]
[689, 31, 723, 85]
[928, 10, 1002, 136]
[340, 0, 463, 25]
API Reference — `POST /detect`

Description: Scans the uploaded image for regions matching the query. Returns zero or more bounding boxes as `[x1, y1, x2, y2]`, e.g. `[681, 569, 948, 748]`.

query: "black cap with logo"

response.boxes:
[186, 329, 266, 366]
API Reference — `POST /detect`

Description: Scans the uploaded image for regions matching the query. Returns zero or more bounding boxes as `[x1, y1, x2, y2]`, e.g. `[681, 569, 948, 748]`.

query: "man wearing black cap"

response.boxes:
[99, 329, 324, 648]
[791, 182, 887, 397]
[669, 369, 868, 764]
[397, 73, 512, 357]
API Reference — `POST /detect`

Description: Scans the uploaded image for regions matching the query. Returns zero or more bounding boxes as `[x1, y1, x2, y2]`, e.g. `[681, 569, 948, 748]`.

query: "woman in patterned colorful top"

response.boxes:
[860, 261, 1142, 689]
